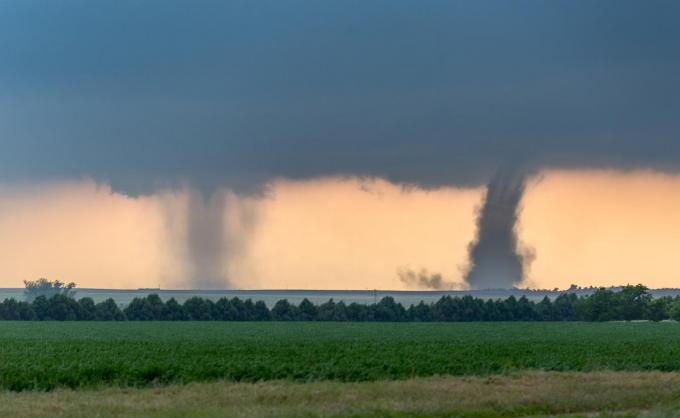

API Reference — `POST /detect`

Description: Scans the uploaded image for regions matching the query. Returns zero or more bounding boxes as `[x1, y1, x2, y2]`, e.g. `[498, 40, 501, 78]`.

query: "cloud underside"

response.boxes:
[0, 1, 679, 194]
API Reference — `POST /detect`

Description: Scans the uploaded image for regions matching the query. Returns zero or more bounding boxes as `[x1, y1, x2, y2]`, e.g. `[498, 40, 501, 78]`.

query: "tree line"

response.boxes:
[2, 284, 680, 321]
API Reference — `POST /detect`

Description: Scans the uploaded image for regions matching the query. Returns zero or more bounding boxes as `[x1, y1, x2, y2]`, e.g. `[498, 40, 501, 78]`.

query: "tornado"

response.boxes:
[186, 189, 228, 289]
[464, 169, 531, 289]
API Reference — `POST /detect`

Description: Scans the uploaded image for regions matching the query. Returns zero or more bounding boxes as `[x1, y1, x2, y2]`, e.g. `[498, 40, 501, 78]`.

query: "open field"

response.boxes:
[1, 322, 680, 391]
[1, 372, 680, 417]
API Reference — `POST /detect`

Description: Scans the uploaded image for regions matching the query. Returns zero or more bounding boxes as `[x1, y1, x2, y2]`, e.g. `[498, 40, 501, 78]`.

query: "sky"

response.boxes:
[4, 170, 680, 290]
[1, 1, 680, 289]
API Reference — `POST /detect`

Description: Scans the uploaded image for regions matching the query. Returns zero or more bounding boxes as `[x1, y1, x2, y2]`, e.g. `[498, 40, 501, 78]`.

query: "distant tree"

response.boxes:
[0, 299, 20, 320]
[213, 298, 233, 320]
[145, 294, 166, 320]
[332, 301, 348, 321]
[242, 299, 255, 320]
[183, 297, 214, 320]
[32, 296, 50, 320]
[271, 300, 298, 321]
[535, 296, 555, 321]
[353, 302, 376, 321]
[669, 298, 680, 321]
[482, 299, 501, 321]
[124, 297, 154, 320]
[0, 298, 35, 320]
[17, 300, 36, 320]
[460, 295, 485, 321]
[163, 298, 186, 320]
[553, 293, 578, 321]
[516, 296, 537, 321]
[316, 299, 349, 321]
[576, 288, 614, 321]
[24, 278, 76, 302]
[317, 299, 336, 321]
[0, 285, 677, 322]
[77, 298, 96, 320]
[618, 284, 651, 320]
[298, 298, 318, 321]
[431, 296, 457, 321]
[646, 297, 671, 322]
[95, 298, 126, 321]
[46, 294, 80, 320]
[229, 298, 250, 321]
[408, 301, 432, 322]
[373, 297, 406, 322]
[253, 300, 271, 321]
[502, 296, 519, 321]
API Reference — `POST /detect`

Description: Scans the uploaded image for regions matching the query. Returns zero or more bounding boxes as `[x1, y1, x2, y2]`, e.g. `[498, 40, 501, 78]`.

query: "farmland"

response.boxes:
[1, 321, 680, 392]
[3, 372, 680, 417]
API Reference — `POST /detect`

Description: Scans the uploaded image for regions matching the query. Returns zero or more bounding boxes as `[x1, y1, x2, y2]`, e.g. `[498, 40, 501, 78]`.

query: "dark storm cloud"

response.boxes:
[1, 0, 679, 194]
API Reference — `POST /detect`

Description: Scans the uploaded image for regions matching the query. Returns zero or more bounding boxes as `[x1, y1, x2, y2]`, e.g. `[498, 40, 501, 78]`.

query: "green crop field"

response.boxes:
[1, 321, 680, 392]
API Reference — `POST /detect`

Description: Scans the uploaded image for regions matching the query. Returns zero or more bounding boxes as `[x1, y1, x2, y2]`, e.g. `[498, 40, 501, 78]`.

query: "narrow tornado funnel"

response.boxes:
[464, 169, 530, 289]
[186, 189, 228, 289]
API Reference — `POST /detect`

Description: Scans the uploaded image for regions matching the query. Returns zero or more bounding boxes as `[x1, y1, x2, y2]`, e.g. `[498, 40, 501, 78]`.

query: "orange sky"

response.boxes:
[1, 170, 679, 289]
[523, 170, 680, 289]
